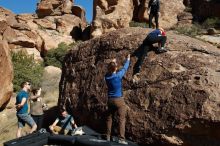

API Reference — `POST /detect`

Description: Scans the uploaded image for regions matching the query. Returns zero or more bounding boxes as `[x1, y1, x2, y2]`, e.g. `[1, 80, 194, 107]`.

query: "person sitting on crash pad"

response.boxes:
[49, 109, 77, 135]
[133, 28, 167, 75]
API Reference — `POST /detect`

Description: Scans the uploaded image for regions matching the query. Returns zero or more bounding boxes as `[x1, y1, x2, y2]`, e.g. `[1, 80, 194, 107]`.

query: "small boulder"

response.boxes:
[207, 28, 217, 35]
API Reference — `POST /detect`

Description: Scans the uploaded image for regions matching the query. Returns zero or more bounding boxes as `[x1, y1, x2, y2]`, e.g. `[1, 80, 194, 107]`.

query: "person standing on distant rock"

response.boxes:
[30, 87, 47, 131]
[15, 81, 37, 138]
[105, 54, 130, 145]
[133, 28, 167, 75]
[148, 0, 160, 28]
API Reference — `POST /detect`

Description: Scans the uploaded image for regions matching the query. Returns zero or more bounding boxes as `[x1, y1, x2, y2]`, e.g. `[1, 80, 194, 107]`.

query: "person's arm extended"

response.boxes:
[117, 54, 130, 78]
[49, 119, 59, 130]
[30, 95, 40, 100]
[30, 88, 41, 100]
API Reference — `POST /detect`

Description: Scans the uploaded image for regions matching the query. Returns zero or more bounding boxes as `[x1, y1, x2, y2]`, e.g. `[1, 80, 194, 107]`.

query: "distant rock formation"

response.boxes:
[0, 40, 13, 111]
[72, 5, 87, 27]
[91, 0, 186, 37]
[177, 11, 193, 27]
[59, 27, 220, 145]
[0, 3, 86, 109]
[91, 0, 134, 37]
[0, 5, 86, 58]
[132, 0, 185, 28]
[36, 0, 74, 18]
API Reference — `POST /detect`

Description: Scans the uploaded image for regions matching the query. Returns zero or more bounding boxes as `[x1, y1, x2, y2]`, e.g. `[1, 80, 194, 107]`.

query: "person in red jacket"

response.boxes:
[133, 28, 167, 75]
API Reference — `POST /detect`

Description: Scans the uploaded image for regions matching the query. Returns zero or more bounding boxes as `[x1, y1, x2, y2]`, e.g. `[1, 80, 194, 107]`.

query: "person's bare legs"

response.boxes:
[16, 127, 22, 138]
[30, 124, 37, 133]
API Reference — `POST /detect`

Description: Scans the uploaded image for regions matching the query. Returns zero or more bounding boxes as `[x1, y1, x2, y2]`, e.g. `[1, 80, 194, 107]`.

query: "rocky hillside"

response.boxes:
[0, 0, 86, 60]
[59, 27, 220, 146]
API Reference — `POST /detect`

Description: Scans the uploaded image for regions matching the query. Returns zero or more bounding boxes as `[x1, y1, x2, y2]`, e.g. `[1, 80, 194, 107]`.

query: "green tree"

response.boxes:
[12, 51, 44, 92]
[129, 21, 148, 28]
[44, 42, 70, 68]
[44, 42, 80, 68]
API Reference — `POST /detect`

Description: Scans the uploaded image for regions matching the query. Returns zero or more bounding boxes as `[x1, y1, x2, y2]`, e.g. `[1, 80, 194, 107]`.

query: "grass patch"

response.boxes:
[174, 17, 220, 37]
[174, 23, 203, 37]
[184, 6, 192, 12]
[129, 21, 148, 28]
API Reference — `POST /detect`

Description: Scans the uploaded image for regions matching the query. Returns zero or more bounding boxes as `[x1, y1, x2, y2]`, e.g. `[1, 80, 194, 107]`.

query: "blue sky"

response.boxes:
[0, 0, 93, 22]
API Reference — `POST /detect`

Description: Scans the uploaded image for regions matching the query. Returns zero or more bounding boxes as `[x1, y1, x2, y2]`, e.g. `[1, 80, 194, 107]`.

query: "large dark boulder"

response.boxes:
[59, 27, 220, 146]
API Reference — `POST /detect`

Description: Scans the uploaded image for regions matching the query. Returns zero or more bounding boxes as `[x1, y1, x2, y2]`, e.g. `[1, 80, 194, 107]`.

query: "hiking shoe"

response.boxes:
[118, 139, 128, 145]
[157, 48, 167, 53]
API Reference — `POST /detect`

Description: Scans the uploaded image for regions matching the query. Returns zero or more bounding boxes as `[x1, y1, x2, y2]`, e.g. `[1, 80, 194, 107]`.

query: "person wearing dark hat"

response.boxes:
[148, 0, 160, 28]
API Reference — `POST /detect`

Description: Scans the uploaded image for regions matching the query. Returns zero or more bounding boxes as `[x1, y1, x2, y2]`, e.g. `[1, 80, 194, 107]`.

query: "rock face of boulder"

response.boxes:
[191, 0, 220, 19]
[41, 66, 61, 107]
[59, 27, 220, 145]
[72, 5, 87, 27]
[0, 40, 13, 111]
[91, 0, 134, 37]
[177, 11, 193, 26]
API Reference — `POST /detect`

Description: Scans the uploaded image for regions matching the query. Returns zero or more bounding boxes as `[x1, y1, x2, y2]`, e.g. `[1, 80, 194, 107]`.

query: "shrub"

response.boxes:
[184, 6, 192, 12]
[174, 24, 202, 37]
[129, 21, 148, 28]
[12, 51, 44, 92]
[44, 42, 78, 68]
[202, 17, 220, 29]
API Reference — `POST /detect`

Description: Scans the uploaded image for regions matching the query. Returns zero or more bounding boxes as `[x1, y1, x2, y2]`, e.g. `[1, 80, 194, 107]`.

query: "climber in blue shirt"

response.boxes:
[104, 54, 130, 145]
[105, 56, 130, 98]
